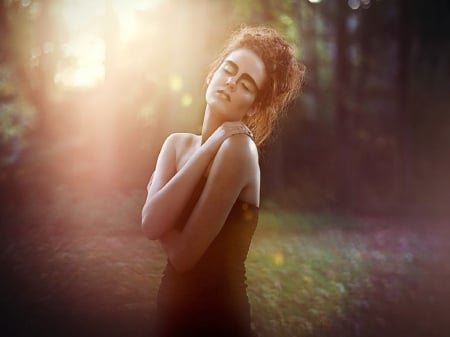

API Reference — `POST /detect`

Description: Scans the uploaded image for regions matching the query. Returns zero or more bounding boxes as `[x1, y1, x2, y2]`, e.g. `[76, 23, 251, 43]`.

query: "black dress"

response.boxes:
[156, 177, 259, 337]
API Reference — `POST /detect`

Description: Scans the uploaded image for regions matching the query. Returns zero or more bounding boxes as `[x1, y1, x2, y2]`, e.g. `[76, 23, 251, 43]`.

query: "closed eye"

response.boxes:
[223, 63, 235, 75]
[240, 79, 255, 92]
[221, 60, 259, 92]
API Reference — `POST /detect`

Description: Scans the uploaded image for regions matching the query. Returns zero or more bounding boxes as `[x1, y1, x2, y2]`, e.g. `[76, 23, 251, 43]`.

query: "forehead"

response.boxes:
[224, 48, 267, 88]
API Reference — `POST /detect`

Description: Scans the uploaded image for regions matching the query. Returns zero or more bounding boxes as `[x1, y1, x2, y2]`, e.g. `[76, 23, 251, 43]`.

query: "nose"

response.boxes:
[226, 76, 237, 91]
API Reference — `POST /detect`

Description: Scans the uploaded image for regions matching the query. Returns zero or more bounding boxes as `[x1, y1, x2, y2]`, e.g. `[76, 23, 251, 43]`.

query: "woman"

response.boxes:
[142, 25, 303, 337]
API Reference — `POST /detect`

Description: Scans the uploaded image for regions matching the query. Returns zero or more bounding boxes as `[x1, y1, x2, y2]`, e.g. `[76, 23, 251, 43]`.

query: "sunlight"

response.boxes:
[55, 0, 162, 88]
[113, 0, 163, 41]
[54, 36, 105, 87]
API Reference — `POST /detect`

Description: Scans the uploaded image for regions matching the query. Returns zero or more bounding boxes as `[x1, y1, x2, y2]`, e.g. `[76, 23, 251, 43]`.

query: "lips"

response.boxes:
[216, 89, 231, 102]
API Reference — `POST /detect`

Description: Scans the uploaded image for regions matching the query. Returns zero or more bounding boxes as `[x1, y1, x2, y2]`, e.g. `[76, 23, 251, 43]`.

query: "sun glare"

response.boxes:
[54, 35, 105, 88]
[55, 0, 162, 88]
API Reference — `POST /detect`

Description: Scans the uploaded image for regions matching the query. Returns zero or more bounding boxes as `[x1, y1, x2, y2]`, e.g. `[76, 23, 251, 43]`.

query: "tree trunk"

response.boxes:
[334, 0, 353, 211]
[395, 0, 413, 212]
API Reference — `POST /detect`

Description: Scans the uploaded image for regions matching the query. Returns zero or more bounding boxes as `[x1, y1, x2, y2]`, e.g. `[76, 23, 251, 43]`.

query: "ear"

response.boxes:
[246, 110, 255, 117]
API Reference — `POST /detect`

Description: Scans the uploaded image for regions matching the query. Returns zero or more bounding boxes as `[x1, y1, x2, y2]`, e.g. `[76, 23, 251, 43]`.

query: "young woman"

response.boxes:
[142, 25, 303, 337]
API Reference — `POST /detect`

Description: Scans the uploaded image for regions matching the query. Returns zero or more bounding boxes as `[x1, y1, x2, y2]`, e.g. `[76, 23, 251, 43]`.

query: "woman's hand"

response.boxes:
[203, 121, 253, 153]
[142, 122, 252, 241]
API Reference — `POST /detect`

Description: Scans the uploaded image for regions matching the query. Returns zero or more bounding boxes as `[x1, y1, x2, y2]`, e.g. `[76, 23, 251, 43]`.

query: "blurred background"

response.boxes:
[1, 0, 449, 336]
[1, 0, 449, 214]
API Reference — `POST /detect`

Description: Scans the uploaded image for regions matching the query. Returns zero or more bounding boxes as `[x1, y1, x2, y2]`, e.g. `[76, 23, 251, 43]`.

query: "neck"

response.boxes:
[201, 105, 224, 144]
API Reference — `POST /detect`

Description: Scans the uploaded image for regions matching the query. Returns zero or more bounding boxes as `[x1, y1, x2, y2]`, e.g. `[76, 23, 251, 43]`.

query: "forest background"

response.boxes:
[1, 0, 449, 337]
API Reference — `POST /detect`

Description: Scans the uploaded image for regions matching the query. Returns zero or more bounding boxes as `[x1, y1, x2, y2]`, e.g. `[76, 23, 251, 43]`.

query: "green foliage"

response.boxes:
[0, 67, 35, 165]
[258, 208, 358, 233]
[247, 232, 367, 336]
[0, 98, 34, 140]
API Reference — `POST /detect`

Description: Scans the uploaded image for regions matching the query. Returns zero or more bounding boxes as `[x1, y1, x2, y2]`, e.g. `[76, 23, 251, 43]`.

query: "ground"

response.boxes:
[1, 187, 449, 337]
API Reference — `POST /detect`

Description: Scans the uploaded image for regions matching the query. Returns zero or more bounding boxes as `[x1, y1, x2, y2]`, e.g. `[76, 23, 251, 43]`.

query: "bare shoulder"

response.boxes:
[166, 132, 197, 144]
[166, 133, 200, 150]
[217, 134, 259, 166]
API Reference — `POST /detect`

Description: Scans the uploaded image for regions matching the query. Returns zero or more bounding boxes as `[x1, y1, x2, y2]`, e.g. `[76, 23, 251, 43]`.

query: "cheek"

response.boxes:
[231, 95, 256, 116]
[209, 71, 223, 85]
[239, 92, 257, 107]
[205, 73, 220, 95]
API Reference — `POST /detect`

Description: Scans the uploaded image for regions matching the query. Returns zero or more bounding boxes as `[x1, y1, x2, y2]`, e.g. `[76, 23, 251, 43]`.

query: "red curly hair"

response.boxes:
[207, 25, 304, 147]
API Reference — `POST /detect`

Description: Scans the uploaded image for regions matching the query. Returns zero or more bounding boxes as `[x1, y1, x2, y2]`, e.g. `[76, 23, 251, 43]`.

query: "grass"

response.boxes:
[1, 185, 449, 337]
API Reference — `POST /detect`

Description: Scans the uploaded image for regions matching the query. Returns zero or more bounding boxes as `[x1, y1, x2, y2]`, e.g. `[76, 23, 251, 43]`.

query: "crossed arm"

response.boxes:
[141, 122, 257, 272]
[159, 135, 257, 272]
[141, 132, 216, 240]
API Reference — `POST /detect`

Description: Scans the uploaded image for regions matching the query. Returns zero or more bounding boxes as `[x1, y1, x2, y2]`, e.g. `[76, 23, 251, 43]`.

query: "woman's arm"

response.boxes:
[141, 122, 252, 240]
[159, 134, 259, 273]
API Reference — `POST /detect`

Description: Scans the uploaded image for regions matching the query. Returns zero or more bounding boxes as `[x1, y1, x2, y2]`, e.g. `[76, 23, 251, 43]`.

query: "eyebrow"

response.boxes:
[224, 60, 259, 91]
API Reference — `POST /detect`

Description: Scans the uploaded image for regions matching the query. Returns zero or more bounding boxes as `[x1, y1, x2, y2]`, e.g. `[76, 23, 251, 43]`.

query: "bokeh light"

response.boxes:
[272, 251, 285, 266]
[169, 75, 183, 92]
[348, 0, 361, 10]
[181, 93, 193, 107]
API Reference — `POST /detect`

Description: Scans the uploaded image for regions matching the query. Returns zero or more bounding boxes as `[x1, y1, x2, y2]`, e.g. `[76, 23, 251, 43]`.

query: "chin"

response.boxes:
[207, 98, 227, 114]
